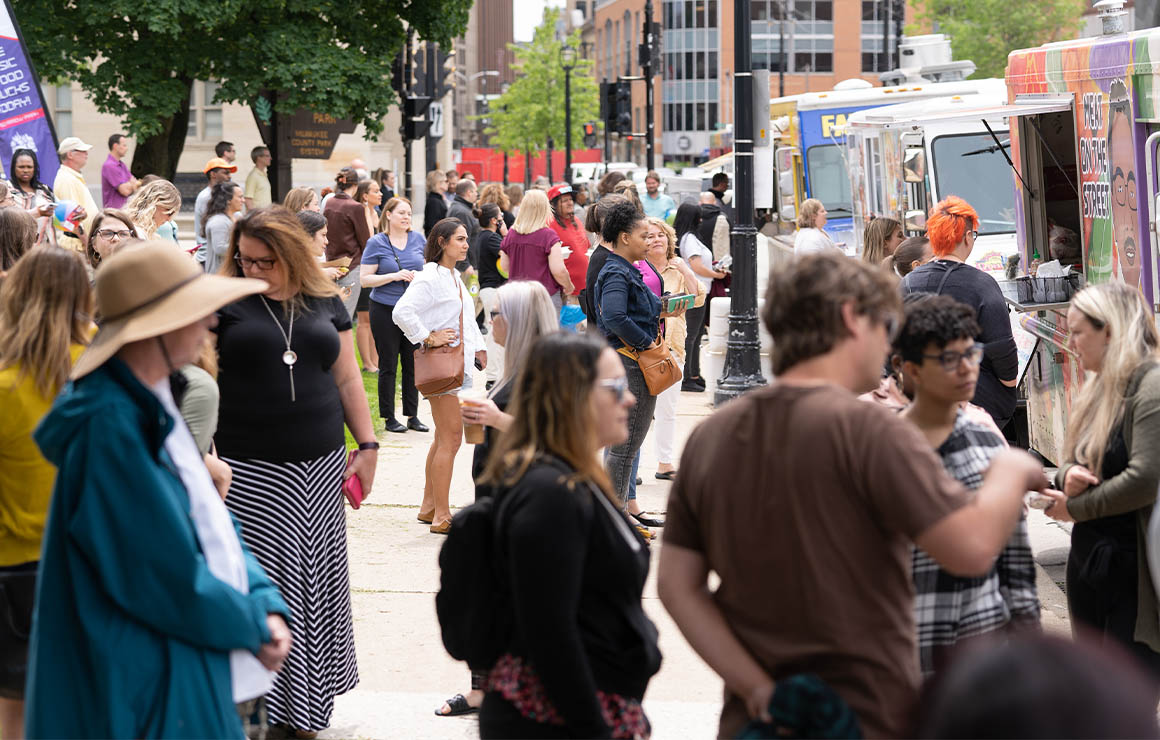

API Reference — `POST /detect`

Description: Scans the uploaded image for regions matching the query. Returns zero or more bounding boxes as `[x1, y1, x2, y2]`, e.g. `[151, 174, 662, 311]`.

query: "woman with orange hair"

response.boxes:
[901, 196, 1018, 429]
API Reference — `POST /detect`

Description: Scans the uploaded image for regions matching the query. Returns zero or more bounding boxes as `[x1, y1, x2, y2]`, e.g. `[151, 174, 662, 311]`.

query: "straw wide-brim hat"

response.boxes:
[72, 240, 267, 379]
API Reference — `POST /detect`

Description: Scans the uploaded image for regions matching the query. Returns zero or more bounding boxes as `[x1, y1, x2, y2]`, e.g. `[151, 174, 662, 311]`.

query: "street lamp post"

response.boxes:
[560, 44, 577, 185]
[715, 0, 766, 405]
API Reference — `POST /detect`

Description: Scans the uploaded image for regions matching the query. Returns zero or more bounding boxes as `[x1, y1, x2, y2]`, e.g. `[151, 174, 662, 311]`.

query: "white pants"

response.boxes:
[653, 377, 682, 466]
[480, 287, 504, 383]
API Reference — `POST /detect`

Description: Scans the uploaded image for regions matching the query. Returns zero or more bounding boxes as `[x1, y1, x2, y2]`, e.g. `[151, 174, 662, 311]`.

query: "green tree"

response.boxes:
[910, 0, 1086, 79]
[486, 8, 600, 156]
[13, 0, 471, 178]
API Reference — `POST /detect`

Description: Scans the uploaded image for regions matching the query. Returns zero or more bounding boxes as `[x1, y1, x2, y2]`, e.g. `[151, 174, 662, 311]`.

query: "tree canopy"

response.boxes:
[910, 0, 1086, 80]
[486, 8, 600, 155]
[13, 0, 471, 176]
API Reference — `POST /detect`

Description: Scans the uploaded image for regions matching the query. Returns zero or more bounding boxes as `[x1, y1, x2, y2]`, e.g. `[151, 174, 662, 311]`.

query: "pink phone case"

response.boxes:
[343, 450, 363, 509]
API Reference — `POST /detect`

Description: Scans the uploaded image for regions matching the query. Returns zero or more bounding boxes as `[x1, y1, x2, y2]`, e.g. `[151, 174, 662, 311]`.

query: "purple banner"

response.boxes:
[0, 0, 57, 184]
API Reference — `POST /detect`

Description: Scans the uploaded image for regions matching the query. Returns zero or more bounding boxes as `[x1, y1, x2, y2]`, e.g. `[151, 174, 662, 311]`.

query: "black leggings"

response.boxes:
[369, 301, 418, 420]
[683, 304, 707, 378]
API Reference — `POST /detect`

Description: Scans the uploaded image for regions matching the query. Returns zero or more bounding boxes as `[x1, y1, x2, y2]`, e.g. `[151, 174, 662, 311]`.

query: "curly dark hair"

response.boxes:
[893, 293, 981, 364]
[600, 200, 647, 245]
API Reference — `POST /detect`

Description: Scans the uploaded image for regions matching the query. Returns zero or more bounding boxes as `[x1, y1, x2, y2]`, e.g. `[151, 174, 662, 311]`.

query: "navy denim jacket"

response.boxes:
[593, 252, 662, 351]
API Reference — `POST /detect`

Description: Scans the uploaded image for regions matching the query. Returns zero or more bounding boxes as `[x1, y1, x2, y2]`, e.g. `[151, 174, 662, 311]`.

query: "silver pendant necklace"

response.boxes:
[259, 295, 297, 402]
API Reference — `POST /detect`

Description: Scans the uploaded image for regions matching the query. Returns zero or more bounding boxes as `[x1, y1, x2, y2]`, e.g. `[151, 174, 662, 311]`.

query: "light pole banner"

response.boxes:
[0, 0, 58, 184]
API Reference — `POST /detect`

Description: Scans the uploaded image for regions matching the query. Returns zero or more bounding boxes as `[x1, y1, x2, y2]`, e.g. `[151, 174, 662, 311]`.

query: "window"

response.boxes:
[861, 0, 900, 72]
[932, 133, 1017, 234]
[54, 85, 72, 139]
[807, 144, 853, 214]
[187, 81, 223, 140]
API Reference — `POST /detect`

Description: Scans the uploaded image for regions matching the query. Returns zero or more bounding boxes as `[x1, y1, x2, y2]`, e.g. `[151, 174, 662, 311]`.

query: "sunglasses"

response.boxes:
[599, 376, 630, 402]
[235, 254, 278, 271]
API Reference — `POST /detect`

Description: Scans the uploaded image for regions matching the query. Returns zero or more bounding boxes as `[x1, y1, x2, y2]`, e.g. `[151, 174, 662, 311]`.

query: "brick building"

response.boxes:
[591, 0, 913, 164]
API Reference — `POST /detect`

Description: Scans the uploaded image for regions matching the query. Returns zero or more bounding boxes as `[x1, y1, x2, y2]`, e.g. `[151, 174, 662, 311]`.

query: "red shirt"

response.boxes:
[549, 216, 589, 295]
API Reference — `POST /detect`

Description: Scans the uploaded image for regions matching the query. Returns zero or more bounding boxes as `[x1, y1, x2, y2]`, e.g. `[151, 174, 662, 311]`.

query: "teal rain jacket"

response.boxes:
[26, 358, 289, 739]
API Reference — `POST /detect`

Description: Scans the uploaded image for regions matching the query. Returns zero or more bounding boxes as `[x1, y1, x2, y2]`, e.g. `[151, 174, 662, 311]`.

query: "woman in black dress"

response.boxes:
[214, 206, 378, 736]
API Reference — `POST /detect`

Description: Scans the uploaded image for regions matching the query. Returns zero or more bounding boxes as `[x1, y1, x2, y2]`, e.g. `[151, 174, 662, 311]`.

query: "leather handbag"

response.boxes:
[415, 282, 466, 397]
[619, 330, 682, 395]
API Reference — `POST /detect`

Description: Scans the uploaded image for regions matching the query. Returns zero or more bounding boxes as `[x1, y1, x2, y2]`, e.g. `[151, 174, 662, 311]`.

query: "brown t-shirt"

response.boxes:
[664, 383, 969, 739]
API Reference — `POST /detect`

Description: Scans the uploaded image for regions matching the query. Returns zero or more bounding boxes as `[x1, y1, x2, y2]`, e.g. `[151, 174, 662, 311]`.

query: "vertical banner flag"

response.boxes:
[0, 0, 57, 184]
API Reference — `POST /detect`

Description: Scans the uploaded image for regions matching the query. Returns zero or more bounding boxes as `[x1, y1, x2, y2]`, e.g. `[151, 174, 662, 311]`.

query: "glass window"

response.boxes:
[752, 1, 768, 20]
[186, 88, 198, 138]
[673, 0, 684, 27]
[685, 51, 694, 78]
[696, 102, 706, 130]
[708, 51, 718, 78]
[685, 103, 694, 130]
[814, 52, 833, 72]
[862, 1, 877, 20]
[806, 144, 853, 215]
[815, 1, 832, 20]
[709, 103, 718, 127]
[794, 52, 813, 71]
[685, 1, 694, 26]
[795, 0, 813, 20]
[932, 133, 1017, 235]
[54, 85, 72, 139]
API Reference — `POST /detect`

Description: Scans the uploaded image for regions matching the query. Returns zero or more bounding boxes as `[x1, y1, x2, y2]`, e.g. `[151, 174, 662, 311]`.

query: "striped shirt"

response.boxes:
[913, 411, 1040, 676]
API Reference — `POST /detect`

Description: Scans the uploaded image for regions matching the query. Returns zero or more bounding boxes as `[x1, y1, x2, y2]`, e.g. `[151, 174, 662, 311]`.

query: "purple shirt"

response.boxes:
[634, 260, 663, 297]
[501, 227, 561, 296]
[101, 154, 132, 209]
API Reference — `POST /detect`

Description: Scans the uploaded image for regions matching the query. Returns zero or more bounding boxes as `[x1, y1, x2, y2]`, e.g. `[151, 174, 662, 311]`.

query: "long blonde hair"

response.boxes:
[480, 332, 618, 504]
[0, 246, 92, 396]
[511, 189, 550, 234]
[125, 179, 181, 238]
[1064, 282, 1160, 473]
[646, 217, 678, 261]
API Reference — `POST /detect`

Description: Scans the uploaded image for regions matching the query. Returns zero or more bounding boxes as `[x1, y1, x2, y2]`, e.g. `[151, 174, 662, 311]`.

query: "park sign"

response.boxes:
[0, 0, 58, 183]
[255, 105, 357, 159]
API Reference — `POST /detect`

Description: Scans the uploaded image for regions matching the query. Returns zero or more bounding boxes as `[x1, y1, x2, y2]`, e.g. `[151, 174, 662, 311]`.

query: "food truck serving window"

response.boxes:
[806, 144, 853, 215]
[932, 132, 1017, 236]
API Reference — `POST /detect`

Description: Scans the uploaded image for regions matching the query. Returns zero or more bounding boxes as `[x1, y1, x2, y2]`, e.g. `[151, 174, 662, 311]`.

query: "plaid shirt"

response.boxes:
[913, 411, 1040, 676]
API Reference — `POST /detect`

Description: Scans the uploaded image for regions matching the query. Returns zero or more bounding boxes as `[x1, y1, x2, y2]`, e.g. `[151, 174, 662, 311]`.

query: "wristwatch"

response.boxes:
[358, 441, 380, 451]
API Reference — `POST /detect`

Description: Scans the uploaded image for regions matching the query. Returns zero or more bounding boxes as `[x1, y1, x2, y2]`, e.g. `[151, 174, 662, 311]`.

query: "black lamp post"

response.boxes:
[560, 43, 577, 185]
[715, 0, 766, 405]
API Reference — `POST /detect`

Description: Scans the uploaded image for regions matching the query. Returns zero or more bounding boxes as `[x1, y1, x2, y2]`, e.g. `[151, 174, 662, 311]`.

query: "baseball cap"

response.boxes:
[57, 137, 93, 156]
[547, 183, 573, 201]
[203, 157, 238, 174]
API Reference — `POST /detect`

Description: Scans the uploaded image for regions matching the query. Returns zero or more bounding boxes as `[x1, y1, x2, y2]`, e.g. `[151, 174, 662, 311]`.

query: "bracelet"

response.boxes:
[358, 441, 380, 451]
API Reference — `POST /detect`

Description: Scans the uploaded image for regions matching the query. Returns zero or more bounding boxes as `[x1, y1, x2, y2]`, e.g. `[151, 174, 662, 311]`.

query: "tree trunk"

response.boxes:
[130, 78, 194, 181]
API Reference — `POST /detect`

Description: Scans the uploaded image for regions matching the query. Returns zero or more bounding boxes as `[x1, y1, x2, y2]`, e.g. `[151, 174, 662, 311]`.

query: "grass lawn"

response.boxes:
[344, 332, 398, 448]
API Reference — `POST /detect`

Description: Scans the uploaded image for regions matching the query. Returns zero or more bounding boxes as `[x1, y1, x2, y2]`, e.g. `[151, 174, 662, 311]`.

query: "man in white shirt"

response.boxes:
[52, 137, 99, 253]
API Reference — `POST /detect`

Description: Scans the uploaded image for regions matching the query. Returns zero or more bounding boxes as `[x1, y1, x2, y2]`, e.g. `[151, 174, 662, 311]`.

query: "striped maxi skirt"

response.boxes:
[224, 446, 359, 732]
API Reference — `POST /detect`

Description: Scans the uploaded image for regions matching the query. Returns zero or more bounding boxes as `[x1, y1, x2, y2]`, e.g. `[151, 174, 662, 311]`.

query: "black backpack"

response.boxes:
[435, 491, 515, 671]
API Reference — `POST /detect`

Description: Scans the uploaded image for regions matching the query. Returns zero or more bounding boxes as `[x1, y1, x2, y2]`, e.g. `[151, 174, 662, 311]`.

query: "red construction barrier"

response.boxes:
[456, 147, 602, 184]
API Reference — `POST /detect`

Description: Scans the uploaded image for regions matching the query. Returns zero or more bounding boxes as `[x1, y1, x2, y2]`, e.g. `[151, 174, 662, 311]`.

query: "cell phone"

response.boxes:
[664, 293, 695, 313]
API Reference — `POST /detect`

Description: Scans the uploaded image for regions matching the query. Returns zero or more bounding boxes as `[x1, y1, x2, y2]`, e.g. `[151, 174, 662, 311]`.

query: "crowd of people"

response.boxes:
[2, 131, 1158, 740]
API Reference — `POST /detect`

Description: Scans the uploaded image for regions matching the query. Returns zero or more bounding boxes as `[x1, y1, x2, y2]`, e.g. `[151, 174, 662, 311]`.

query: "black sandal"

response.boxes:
[654, 470, 677, 481]
[435, 693, 479, 717]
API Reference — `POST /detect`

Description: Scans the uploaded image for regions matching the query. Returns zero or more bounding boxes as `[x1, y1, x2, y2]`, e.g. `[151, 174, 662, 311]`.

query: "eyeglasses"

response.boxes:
[96, 228, 133, 241]
[922, 342, 985, 372]
[967, 229, 979, 239]
[490, 310, 503, 320]
[235, 254, 278, 271]
[599, 376, 630, 402]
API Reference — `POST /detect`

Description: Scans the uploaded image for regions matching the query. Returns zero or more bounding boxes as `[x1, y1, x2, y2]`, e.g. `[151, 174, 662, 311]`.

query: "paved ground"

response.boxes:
[320, 370, 1072, 739]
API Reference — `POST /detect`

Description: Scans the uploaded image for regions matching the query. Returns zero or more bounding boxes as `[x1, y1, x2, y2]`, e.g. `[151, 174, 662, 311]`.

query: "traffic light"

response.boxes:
[403, 95, 432, 140]
[614, 81, 632, 135]
[438, 48, 456, 98]
[601, 81, 617, 133]
[583, 122, 597, 149]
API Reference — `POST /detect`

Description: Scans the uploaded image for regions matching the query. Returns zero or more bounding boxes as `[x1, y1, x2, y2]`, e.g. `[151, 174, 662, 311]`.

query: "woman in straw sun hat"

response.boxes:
[26, 241, 293, 739]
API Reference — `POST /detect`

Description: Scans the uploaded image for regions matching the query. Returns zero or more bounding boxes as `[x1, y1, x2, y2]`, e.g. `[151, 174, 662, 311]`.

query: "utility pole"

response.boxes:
[715, 0, 765, 405]
[561, 44, 577, 184]
[403, 29, 414, 201]
[778, 0, 785, 96]
[643, 0, 656, 171]
[425, 42, 438, 171]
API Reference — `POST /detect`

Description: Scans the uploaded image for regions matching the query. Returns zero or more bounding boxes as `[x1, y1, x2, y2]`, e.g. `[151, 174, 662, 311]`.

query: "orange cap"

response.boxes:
[203, 157, 238, 174]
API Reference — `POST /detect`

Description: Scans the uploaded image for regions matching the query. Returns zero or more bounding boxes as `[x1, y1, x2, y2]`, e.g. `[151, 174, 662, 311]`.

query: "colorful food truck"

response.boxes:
[1000, 11, 1156, 463]
[844, 80, 1019, 277]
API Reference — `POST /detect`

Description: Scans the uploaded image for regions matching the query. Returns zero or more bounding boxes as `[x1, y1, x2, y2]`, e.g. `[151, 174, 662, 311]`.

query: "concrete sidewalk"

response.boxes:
[322, 372, 1070, 738]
